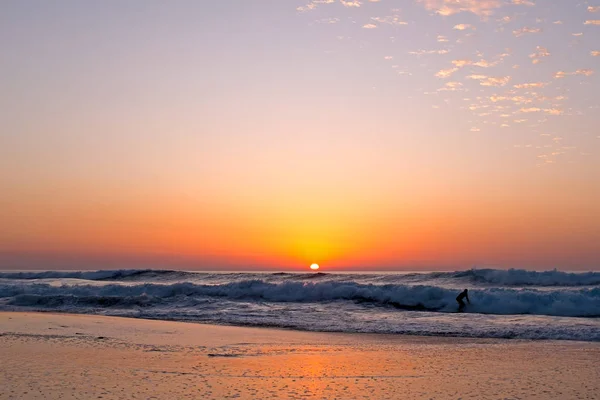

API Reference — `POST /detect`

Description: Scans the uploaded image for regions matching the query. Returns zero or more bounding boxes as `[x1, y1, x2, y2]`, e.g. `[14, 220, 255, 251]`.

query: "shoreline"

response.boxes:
[2, 312, 599, 399]
[2, 309, 598, 344]
[0, 311, 506, 346]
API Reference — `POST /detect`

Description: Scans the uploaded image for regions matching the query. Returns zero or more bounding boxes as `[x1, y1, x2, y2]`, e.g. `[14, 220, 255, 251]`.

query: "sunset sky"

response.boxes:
[1, 0, 599, 271]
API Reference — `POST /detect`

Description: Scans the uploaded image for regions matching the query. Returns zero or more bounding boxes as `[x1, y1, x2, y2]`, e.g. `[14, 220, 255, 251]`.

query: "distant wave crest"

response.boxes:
[1, 268, 599, 287]
[449, 268, 600, 286]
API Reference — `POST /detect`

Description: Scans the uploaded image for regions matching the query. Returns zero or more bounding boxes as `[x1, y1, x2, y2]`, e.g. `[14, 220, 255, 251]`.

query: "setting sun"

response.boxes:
[310, 264, 320, 271]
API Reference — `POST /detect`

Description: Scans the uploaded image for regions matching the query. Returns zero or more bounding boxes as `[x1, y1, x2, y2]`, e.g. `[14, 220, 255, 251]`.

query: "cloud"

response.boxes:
[553, 20, 563, 24]
[513, 82, 548, 89]
[452, 59, 472, 67]
[592, 51, 600, 57]
[340, 0, 362, 7]
[544, 108, 564, 115]
[555, 69, 594, 78]
[513, 27, 541, 37]
[468, 75, 511, 86]
[470, 127, 481, 132]
[317, 17, 340, 24]
[589, 6, 600, 13]
[296, 0, 337, 12]
[363, 23, 377, 28]
[584, 20, 600, 25]
[297, 4, 317, 12]
[468, 74, 488, 80]
[436, 67, 459, 78]
[370, 15, 408, 26]
[529, 46, 551, 64]
[437, 35, 449, 42]
[384, 56, 394, 60]
[520, 107, 541, 113]
[490, 95, 508, 102]
[473, 59, 497, 67]
[572, 32, 584, 36]
[438, 81, 465, 91]
[454, 24, 475, 30]
[409, 49, 450, 55]
[512, 0, 535, 5]
[417, 0, 503, 17]
[450, 59, 496, 68]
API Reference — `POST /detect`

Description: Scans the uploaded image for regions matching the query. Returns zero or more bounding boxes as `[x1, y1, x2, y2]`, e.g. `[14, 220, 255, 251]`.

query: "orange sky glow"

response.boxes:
[1, 1, 599, 270]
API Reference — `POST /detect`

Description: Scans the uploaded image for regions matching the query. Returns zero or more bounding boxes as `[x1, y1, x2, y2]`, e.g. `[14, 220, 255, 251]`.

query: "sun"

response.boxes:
[310, 263, 320, 271]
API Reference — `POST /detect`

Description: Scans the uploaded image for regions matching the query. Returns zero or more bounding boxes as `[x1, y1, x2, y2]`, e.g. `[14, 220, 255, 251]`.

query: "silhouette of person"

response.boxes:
[456, 289, 470, 312]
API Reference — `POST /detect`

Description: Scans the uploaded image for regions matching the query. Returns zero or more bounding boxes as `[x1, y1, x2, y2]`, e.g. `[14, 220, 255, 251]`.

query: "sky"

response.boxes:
[1, 0, 599, 271]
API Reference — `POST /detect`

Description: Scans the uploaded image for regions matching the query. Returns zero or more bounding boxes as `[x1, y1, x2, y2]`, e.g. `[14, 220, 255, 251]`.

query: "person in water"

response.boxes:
[456, 289, 470, 312]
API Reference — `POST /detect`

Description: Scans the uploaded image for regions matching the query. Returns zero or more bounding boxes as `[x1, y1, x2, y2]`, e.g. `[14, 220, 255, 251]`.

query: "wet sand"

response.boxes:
[1, 312, 599, 399]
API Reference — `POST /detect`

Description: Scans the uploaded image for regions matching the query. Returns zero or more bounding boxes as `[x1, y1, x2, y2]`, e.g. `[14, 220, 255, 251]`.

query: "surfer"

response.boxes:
[456, 289, 470, 312]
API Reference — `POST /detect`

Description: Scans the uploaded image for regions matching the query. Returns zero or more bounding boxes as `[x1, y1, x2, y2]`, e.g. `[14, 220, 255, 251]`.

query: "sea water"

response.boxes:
[1, 269, 599, 341]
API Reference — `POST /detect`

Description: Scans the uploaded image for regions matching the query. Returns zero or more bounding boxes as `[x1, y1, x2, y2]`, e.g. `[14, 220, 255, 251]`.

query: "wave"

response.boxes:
[449, 268, 600, 287]
[2, 268, 599, 287]
[1, 280, 599, 317]
[0, 269, 196, 281]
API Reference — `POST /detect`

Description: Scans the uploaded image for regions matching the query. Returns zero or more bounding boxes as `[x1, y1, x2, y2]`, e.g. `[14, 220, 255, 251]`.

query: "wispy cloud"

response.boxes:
[297, 0, 336, 12]
[513, 27, 541, 37]
[529, 46, 550, 64]
[418, 0, 503, 16]
[544, 108, 564, 115]
[452, 59, 472, 67]
[519, 107, 541, 113]
[436, 67, 459, 78]
[555, 69, 594, 78]
[371, 15, 408, 26]
[451, 59, 497, 68]
[409, 49, 450, 55]
[438, 81, 465, 91]
[592, 51, 600, 57]
[340, 0, 362, 7]
[446, 81, 463, 88]
[584, 20, 600, 25]
[512, 0, 535, 5]
[317, 17, 340, 24]
[468, 75, 511, 86]
[363, 23, 377, 29]
[588, 6, 600, 13]
[514, 82, 548, 89]
[437, 35, 449, 42]
[454, 24, 475, 30]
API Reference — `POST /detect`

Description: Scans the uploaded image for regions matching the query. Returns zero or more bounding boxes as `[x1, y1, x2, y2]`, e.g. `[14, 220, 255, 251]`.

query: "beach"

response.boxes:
[1, 312, 598, 399]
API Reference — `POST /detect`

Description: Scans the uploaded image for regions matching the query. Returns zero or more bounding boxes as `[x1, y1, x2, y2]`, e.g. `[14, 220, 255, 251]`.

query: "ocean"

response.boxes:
[1, 269, 599, 342]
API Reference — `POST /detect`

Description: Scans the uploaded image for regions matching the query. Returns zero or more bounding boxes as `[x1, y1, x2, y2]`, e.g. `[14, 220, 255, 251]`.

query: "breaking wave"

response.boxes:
[2, 280, 599, 318]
